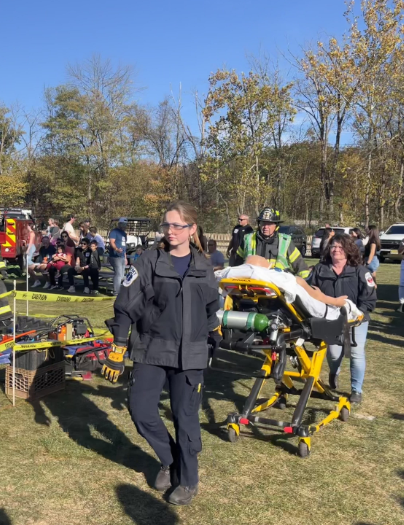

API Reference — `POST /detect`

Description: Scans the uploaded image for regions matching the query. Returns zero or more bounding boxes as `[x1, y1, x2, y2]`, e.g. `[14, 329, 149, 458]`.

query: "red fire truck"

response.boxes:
[0, 208, 37, 268]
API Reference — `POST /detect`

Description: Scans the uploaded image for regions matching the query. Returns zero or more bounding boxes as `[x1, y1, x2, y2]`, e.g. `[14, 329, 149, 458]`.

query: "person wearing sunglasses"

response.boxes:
[226, 214, 253, 266]
[102, 201, 220, 506]
[236, 208, 310, 278]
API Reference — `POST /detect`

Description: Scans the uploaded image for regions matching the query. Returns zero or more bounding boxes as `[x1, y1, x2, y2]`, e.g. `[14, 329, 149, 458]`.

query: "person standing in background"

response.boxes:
[399, 238, 404, 312]
[364, 225, 381, 285]
[109, 218, 128, 295]
[320, 228, 334, 260]
[63, 214, 79, 245]
[350, 228, 365, 256]
[227, 214, 253, 266]
[207, 239, 225, 271]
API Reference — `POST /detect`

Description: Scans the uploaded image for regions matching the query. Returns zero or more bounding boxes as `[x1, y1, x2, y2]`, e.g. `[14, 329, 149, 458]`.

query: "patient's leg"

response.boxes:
[296, 277, 348, 307]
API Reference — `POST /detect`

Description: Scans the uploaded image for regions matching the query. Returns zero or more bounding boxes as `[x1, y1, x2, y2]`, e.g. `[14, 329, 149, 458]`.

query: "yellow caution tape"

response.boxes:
[0, 291, 14, 300]
[0, 331, 112, 353]
[14, 291, 113, 303]
[1, 290, 114, 303]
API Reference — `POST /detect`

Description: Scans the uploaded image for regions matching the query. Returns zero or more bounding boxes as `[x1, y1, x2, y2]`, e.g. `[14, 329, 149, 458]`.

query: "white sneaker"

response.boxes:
[43, 282, 51, 289]
[50, 285, 59, 290]
[32, 280, 41, 288]
[84, 287, 90, 294]
[67, 286, 76, 293]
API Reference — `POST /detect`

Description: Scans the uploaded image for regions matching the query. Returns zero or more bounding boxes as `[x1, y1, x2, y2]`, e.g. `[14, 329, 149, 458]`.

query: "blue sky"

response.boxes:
[2, 0, 350, 129]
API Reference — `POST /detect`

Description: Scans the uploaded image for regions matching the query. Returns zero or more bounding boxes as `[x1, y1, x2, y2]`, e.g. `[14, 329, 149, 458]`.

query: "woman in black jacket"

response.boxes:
[311, 234, 377, 404]
[102, 201, 220, 506]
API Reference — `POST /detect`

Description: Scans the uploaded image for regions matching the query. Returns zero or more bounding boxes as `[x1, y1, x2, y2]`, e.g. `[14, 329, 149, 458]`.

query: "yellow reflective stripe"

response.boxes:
[0, 262, 6, 269]
[299, 270, 311, 279]
[0, 305, 11, 315]
[289, 248, 301, 263]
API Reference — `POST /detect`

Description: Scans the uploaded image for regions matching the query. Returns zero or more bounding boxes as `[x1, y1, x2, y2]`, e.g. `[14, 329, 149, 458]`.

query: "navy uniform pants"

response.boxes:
[128, 362, 203, 487]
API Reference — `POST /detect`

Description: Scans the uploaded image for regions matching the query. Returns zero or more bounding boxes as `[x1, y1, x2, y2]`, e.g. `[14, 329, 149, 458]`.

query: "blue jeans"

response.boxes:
[327, 321, 369, 394]
[109, 256, 126, 294]
[365, 256, 379, 273]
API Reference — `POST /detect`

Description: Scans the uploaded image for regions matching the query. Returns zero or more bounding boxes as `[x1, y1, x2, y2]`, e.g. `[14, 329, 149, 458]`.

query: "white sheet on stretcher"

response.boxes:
[215, 265, 363, 321]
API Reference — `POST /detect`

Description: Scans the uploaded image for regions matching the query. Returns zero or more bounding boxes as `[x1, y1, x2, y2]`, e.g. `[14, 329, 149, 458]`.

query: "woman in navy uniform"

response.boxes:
[102, 201, 221, 506]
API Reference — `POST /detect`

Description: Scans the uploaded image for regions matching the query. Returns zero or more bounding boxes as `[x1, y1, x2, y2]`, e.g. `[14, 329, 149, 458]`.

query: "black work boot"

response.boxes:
[168, 484, 198, 506]
[329, 373, 338, 390]
[154, 464, 179, 492]
[350, 391, 362, 405]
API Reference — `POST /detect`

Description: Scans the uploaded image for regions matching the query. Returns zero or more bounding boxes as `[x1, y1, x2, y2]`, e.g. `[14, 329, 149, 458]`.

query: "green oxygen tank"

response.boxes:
[219, 310, 270, 332]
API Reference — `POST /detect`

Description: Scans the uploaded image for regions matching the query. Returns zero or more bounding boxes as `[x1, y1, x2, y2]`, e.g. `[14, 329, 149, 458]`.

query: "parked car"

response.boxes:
[278, 225, 307, 256]
[311, 226, 354, 258]
[379, 223, 404, 262]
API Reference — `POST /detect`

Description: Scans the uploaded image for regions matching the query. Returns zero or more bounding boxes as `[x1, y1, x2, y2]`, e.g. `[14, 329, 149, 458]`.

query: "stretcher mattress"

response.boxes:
[216, 265, 363, 321]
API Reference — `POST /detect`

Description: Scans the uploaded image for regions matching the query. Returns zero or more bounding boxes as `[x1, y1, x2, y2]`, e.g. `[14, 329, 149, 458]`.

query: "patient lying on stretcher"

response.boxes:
[216, 255, 363, 321]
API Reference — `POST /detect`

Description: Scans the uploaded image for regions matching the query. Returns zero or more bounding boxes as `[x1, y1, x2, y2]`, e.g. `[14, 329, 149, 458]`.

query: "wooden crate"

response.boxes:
[5, 361, 65, 400]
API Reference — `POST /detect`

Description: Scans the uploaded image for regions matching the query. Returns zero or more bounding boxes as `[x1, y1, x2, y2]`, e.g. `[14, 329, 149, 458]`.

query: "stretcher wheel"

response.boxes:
[297, 441, 310, 458]
[277, 396, 287, 410]
[339, 407, 349, 422]
[228, 427, 239, 443]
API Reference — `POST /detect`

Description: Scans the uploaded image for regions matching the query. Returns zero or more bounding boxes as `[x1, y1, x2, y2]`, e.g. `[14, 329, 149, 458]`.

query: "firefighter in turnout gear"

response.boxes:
[0, 255, 12, 333]
[236, 208, 310, 278]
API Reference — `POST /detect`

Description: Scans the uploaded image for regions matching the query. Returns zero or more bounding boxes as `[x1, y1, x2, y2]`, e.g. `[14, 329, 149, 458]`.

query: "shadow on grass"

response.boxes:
[31, 379, 159, 487]
[390, 412, 404, 421]
[0, 509, 12, 525]
[116, 484, 178, 524]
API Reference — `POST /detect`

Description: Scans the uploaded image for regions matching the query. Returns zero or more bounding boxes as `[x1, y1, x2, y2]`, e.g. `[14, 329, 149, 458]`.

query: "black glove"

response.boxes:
[208, 329, 222, 358]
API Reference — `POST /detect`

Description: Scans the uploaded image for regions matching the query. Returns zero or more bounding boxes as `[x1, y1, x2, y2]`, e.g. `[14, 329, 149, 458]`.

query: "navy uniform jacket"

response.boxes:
[106, 246, 220, 370]
[311, 262, 377, 321]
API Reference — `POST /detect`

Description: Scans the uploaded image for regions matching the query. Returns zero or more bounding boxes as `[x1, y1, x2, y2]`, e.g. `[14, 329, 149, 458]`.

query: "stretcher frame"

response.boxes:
[217, 277, 362, 457]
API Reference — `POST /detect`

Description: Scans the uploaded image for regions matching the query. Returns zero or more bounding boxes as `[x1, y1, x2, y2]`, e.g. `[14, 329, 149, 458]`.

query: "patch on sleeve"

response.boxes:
[123, 266, 139, 287]
[365, 271, 375, 287]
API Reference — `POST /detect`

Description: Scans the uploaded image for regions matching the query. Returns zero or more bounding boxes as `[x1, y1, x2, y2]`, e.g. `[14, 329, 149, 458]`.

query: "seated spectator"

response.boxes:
[88, 239, 102, 294]
[31, 236, 56, 288]
[133, 245, 144, 262]
[208, 239, 225, 271]
[67, 238, 93, 294]
[60, 230, 76, 261]
[45, 244, 71, 290]
[88, 226, 105, 255]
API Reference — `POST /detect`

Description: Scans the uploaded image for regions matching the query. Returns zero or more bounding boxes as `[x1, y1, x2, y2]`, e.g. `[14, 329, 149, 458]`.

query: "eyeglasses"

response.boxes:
[159, 223, 194, 232]
[238, 218, 246, 221]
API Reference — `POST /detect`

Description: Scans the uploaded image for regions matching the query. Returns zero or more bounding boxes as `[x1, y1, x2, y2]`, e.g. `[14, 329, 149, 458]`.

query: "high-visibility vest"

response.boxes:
[242, 232, 292, 270]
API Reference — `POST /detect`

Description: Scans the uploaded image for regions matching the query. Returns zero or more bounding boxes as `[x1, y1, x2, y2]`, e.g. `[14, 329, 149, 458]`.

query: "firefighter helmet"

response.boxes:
[257, 208, 283, 223]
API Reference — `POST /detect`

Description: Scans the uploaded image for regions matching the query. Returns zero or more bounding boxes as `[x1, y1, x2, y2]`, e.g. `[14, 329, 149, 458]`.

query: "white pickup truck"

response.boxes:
[379, 223, 404, 262]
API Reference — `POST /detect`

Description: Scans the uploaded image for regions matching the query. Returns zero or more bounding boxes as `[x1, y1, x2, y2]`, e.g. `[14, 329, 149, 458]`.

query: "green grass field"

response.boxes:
[0, 263, 403, 525]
